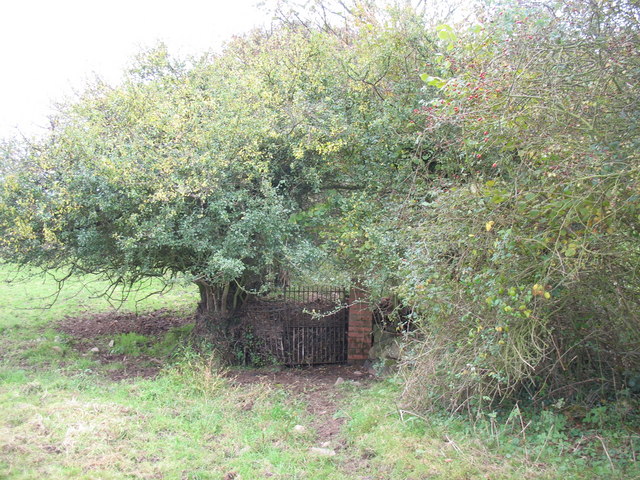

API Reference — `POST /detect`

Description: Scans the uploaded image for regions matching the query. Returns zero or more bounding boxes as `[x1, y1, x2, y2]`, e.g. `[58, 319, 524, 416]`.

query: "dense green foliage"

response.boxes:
[0, 6, 434, 320]
[394, 0, 640, 412]
[1, 0, 639, 413]
[0, 44, 310, 314]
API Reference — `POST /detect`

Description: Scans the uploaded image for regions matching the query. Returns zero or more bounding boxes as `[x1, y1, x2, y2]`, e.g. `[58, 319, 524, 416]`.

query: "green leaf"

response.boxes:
[420, 74, 445, 88]
[436, 24, 457, 44]
[565, 243, 578, 257]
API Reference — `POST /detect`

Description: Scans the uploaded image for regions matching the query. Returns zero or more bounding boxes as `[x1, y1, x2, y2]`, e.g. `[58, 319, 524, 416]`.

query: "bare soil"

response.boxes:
[57, 309, 194, 380]
[57, 308, 194, 338]
[230, 365, 375, 441]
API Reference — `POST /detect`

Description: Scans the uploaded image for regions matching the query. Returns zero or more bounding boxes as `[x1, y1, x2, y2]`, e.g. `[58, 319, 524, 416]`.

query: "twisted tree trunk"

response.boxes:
[195, 280, 251, 330]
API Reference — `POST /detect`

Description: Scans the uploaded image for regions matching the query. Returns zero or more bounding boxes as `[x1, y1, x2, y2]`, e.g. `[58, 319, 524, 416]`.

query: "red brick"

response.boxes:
[348, 285, 373, 362]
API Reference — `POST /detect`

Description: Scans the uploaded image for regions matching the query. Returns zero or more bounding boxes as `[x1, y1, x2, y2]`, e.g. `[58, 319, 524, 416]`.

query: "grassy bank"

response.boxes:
[0, 265, 637, 479]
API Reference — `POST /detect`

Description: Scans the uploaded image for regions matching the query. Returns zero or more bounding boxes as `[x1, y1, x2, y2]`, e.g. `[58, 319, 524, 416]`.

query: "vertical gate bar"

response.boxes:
[331, 323, 334, 363]
[331, 326, 334, 363]
[344, 301, 348, 362]
[325, 326, 329, 363]
[308, 326, 311, 364]
[323, 326, 326, 364]
[327, 326, 330, 363]
[334, 325, 337, 363]
[338, 324, 341, 362]
[287, 326, 291, 365]
[284, 326, 288, 365]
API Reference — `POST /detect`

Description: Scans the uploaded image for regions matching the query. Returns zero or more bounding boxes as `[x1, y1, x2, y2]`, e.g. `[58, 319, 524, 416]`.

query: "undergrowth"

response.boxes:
[345, 379, 640, 479]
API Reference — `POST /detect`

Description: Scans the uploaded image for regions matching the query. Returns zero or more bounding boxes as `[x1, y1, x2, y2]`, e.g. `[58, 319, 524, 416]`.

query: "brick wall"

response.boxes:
[348, 286, 373, 363]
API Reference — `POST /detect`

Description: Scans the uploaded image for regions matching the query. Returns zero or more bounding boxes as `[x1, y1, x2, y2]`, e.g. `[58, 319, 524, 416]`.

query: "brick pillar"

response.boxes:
[348, 285, 372, 364]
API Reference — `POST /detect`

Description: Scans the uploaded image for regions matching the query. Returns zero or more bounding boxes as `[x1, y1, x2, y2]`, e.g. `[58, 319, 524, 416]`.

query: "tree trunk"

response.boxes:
[195, 280, 250, 331]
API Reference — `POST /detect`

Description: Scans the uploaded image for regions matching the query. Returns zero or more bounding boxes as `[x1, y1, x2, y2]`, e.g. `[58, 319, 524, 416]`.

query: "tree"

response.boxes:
[0, 4, 437, 326]
[0, 44, 308, 325]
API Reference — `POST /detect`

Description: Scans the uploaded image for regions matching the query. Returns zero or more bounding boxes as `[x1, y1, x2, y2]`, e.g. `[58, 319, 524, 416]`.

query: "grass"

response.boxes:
[0, 264, 638, 479]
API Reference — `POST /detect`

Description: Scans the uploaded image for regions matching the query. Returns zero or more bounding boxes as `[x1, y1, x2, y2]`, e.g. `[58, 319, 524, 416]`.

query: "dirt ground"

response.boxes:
[57, 308, 194, 338]
[57, 309, 376, 441]
[57, 309, 194, 380]
[230, 365, 375, 441]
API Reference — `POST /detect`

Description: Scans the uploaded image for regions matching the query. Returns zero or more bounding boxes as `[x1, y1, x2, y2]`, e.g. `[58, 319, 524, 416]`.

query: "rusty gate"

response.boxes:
[243, 286, 349, 365]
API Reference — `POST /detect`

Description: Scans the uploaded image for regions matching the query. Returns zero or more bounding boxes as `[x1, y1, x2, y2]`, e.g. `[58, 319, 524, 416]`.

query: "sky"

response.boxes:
[0, 0, 271, 139]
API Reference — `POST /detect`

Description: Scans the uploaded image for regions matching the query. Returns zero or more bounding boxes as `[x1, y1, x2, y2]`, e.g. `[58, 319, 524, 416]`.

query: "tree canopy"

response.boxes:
[0, 3, 436, 320]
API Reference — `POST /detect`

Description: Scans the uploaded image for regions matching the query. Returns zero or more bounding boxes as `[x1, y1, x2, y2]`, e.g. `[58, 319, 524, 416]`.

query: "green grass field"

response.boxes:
[0, 265, 637, 479]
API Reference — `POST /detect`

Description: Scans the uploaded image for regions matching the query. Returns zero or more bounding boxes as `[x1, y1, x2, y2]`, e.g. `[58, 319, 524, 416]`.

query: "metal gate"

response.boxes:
[281, 286, 348, 365]
[247, 286, 349, 366]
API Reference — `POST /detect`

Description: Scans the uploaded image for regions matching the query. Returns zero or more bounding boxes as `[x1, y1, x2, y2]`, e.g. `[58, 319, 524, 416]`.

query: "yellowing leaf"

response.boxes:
[485, 221, 495, 232]
[532, 284, 545, 296]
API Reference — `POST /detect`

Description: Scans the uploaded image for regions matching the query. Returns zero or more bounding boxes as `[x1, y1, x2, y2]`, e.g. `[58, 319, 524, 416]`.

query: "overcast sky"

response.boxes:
[0, 0, 270, 139]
